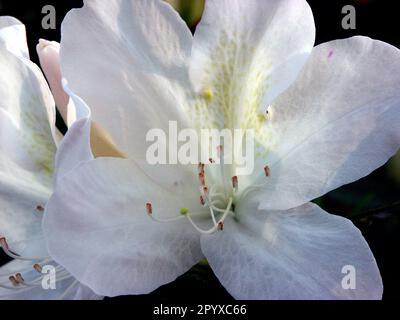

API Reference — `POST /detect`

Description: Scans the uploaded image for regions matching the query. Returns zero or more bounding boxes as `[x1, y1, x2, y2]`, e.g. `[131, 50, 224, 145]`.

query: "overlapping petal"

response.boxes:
[252, 37, 400, 210]
[0, 43, 56, 246]
[0, 17, 102, 301]
[60, 0, 193, 158]
[44, 158, 204, 296]
[52, 82, 93, 185]
[189, 0, 315, 136]
[202, 202, 382, 300]
[0, 16, 29, 59]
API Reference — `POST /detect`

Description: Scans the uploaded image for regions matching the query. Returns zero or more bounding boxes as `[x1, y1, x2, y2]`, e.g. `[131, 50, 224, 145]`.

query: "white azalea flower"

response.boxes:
[44, 0, 400, 299]
[0, 16, 101, 300]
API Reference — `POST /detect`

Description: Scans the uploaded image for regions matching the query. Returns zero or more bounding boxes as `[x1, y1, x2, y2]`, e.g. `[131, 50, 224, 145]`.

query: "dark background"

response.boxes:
[0, 0, 399, 300]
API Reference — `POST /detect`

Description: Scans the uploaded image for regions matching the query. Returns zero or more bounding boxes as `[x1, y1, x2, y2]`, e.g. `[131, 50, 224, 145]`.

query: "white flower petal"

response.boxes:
[53, 82, 93, 185]
[189, 0, 315, 133]
[60, 0, 193, 158]
[0, 45, 57, 177]
[0, 45, 56, 247]
[0, 16, 29, 59]
[253, 36, 400, 210]
[0, 173, 48, 255]
[43, 158, 203, 297]
[0, 162, 49, 258]
[201, 202, 382, 300]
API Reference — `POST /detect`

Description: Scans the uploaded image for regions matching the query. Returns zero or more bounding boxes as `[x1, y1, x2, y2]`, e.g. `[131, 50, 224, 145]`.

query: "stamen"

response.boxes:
[264, 165, 271, 177]
[148, 143, 238, 236]
[0, 263, 74, 292]
[232, 176, 238, 193]
[239, 165, 273, 201]
[25, 267, 70, 287]
[1, 236, 49, 262]
[0, 237, 9, 251]
[34, 264, 43, 273]
[15, 273, 25, 284]
[199, 185, 220, 225]
[146, 203, 153, 215]
[217, 145, 229, 198]
[198, 163, 205, 174]
[9, 276, 18, 286]
[199, 172, 206, 186]
[36, 205, 45, 212]
[146, 203, 204, 223]
[185, 198, 233, 235]
[217, 145, 223, 158]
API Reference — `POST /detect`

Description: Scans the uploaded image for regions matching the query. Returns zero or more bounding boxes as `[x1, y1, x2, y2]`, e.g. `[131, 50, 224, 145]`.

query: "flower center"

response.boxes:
[146, 144, 271, 234]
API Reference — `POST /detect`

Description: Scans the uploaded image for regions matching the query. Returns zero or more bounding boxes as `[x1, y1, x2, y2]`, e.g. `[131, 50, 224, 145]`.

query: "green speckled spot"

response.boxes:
[186, 32, 277, 161]
[21, 99, 56, 181]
